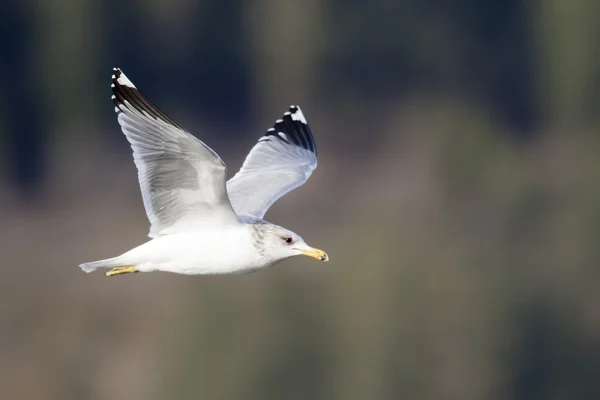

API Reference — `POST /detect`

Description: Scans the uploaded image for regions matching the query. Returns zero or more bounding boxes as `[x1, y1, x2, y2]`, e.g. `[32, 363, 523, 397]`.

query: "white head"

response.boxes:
[253, 223, 329, 265]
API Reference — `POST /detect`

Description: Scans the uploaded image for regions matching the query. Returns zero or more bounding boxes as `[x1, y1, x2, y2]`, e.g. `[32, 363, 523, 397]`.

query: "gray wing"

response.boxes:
[226, 105, 318, 219]
[111, 68, 239, 238]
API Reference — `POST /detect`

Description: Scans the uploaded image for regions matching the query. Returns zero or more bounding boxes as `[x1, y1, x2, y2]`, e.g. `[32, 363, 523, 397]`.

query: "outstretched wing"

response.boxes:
[111, 68, 239, 237]
[226, 105, 318, 219]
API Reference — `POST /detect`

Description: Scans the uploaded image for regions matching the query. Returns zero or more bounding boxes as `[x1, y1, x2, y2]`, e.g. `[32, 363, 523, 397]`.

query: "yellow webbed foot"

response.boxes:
[106, 265, 138, 277]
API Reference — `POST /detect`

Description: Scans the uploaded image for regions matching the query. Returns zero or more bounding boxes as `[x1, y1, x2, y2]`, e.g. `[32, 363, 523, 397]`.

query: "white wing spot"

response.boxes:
[267, 128, 275, 132]
[276, 119, 283, 124]
[291, 107, 307, 124]
[278, 132, 289, 140]
[116, 71, 136, 88]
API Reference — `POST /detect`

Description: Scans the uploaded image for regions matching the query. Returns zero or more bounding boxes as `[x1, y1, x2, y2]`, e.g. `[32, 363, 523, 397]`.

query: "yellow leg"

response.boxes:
[106, 265, 138, 277]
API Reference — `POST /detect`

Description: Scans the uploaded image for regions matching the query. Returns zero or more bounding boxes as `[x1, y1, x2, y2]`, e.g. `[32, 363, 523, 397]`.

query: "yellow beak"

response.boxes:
[294, 247, 329, 262]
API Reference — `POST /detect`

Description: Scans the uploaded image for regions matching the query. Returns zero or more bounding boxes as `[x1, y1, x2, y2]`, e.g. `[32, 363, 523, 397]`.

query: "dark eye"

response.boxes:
[283, 237, 293, 244]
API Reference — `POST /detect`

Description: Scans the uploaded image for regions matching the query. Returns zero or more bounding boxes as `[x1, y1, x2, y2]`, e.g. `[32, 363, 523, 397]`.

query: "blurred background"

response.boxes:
[1, 1, 600, 399]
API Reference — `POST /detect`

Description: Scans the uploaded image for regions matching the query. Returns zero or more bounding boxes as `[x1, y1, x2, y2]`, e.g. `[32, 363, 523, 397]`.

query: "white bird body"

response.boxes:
[79, 68, 328, 277]
[111, 226, 263, 275]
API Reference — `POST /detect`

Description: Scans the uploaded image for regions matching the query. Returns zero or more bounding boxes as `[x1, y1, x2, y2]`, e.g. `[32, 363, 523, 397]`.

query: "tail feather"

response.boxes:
[79, 257, 121, 273]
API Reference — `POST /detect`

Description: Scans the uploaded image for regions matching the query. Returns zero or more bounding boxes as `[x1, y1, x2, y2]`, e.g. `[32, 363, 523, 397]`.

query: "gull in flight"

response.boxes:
[80, 68, 328, 277]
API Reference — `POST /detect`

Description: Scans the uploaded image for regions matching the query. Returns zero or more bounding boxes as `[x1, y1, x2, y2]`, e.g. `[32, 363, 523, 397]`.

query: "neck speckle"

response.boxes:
[251, 223, 269, 259]
[240, 215, 275, 263]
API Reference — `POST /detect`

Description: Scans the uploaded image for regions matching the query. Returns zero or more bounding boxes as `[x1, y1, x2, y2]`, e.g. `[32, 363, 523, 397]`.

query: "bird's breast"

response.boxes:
[143, 227, 263, 275]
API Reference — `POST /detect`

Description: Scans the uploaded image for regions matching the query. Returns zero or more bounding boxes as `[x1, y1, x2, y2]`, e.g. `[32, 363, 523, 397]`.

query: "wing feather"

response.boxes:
[226, 105, 318, 219]
[111, 68, 239, 237]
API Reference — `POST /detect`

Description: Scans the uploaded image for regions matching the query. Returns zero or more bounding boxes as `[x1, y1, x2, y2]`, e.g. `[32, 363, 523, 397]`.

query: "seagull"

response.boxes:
[79, 68, 328, 277]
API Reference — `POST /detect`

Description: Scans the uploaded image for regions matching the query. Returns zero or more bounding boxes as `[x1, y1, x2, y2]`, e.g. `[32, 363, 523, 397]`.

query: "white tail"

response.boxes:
[79, 257, 120, 273]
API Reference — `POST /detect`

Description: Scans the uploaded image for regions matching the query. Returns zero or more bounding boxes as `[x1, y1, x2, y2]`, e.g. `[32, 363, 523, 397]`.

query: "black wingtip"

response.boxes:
[110, 68, 182, 128]
[264, 105, 317, 154]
